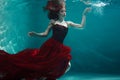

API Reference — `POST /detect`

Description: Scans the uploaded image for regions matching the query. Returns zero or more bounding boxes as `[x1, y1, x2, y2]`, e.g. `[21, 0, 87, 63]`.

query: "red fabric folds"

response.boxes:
[0, 38, 71, 80]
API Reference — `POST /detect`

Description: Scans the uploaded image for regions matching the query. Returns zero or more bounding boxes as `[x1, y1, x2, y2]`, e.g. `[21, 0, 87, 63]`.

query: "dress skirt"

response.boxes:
[0, 38, 71, 80]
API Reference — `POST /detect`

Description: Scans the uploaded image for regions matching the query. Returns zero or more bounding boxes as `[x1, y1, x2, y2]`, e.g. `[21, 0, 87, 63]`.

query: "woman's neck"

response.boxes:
[55, 17, 67, 28]
[58, 16, 64, 22]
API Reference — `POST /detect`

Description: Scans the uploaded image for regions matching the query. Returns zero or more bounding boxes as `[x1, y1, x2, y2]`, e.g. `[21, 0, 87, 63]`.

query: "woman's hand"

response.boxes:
[28, 31, 36, 37]
[82, 7, 92, 15]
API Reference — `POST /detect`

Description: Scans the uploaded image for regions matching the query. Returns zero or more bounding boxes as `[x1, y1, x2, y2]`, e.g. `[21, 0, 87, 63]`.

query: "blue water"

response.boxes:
[0, 0, 120, 80]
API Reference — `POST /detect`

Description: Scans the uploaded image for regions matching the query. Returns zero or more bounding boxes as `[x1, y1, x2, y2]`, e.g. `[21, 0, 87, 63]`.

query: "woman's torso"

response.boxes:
[51, 20, 68, 43]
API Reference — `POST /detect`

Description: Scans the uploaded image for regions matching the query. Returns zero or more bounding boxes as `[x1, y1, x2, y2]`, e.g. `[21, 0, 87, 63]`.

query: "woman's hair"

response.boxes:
[48, 10, 60, 20]
[44, 0, 64, 20]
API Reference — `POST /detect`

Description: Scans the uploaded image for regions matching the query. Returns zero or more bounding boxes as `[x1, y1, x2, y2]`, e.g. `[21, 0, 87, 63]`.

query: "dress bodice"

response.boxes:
[51, 24, 68, 43]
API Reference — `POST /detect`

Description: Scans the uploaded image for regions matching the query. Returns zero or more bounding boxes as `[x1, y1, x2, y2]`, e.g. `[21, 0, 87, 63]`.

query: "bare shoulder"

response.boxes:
[49, 19, 56, 25]
[66, 21, 74, 26]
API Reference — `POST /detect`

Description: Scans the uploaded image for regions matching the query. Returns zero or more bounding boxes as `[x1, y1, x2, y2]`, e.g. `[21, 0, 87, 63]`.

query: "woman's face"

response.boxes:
[59, 8, 66, 17]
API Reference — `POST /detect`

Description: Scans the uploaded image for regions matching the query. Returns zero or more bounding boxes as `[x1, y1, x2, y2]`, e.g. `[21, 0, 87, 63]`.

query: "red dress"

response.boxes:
[0, 24, 71, 80]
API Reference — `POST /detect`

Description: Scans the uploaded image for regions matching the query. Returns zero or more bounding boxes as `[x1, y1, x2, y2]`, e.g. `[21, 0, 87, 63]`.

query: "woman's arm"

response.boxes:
[28, 21, 53, 37]
[66, 7, 91, 28]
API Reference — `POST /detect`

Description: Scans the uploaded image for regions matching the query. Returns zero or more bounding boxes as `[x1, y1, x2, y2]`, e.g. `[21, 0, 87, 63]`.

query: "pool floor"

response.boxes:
[59, 73, 120, 80]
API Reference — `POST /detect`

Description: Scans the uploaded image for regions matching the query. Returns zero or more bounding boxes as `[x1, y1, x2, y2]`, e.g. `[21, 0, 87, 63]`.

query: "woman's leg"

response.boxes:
[65, 61, 71, 73]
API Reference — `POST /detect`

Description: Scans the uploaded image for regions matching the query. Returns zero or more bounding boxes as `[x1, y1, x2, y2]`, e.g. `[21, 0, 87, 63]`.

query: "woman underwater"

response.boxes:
[0, 0, 91, 80]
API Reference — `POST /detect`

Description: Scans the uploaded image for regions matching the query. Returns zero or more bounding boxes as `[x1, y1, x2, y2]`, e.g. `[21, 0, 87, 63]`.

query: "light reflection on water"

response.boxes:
[59, 73, 120, 80]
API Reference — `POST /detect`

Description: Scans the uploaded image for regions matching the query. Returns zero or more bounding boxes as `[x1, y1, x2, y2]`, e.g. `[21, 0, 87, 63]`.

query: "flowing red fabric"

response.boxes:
[0, 38, 71, 80]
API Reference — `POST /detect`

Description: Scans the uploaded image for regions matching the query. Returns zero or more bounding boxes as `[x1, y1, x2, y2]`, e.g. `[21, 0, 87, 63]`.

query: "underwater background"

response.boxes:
[0, 0, 120, 80]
